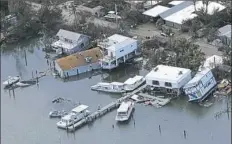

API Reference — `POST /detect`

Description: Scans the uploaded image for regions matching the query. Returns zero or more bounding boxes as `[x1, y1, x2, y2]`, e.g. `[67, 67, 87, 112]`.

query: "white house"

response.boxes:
[143, 1, 226, 29]
[51, 29, 90, 55]
[183, 68, 217, 102]
[97, 34, 138, 70]
[217, 24, 231, 47]
[55, 47, 103, 78]
[145, 65, 192, 95]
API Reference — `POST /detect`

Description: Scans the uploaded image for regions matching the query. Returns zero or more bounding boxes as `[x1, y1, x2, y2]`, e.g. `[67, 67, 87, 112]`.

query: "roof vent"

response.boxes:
[154, 67, 159, 72]
[179, 71, 183, 75]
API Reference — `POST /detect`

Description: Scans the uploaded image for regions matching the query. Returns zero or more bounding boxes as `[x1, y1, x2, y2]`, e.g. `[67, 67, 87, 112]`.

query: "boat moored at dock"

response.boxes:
[115, 101, 135, 122]
[49, 110, 68, 118]
[124, 75, 145, 91]
[2, 76, 20, 87]
[57, 105, 90, 129]
[91, 82, 126, 93]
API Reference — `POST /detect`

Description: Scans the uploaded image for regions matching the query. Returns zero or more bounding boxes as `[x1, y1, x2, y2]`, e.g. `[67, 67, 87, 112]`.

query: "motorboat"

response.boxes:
[15, 80, 37, 87]
[124, 75, 145, 91]
[115, 101, 135, 122]
[57, 104, 90, 129]
[2, 76, 20, 87]
[49, 110, 68, 118]
[91, 82, 126, 93]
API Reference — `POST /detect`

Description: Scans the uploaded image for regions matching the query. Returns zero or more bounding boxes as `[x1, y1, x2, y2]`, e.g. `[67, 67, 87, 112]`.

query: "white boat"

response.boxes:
[2, 76, 20, 87]
[115, 101, 135, 122]
[91, 82, 126, 93]
[124, 75, 145, 91]
[57, 105, 90, 129]
[49, 110, 68, 118]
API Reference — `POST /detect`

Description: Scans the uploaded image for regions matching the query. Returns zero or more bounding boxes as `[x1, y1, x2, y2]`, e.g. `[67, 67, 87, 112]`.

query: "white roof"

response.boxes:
[117, 101, 132, 112]
[168, 1, 185, 6]
[184, 68, 211, 88]
[51, 40, 77, 50]
[202, 55, 223, 70]
[72, 105, 89, 113]
[143, 5, 170, 17]
[56, 29, 85, 42]
[164, 1, 226, 24]
[111, 82, 124, 86]
[100, 34, 137, 51]
[145, 65, 191, 83]
[124, 75, 143, 85]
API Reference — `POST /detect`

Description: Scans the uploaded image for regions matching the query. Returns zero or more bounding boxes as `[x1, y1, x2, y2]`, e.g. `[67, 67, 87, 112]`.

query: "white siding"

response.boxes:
[114, 41, 137, 59]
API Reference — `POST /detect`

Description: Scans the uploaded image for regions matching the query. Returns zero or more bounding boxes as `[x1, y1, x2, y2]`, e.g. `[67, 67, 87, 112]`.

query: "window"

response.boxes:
[165, 82, 172, 87]
[152, 80, 159, 85]
[80, 43, 84, 48]
[120, 49, 124, 52]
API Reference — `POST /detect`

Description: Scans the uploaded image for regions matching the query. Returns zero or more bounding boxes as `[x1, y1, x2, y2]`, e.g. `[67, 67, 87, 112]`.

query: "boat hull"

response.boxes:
[91, 86, 126, 94]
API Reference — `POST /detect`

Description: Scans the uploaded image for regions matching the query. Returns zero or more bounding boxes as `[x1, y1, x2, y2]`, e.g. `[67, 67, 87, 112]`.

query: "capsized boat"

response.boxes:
[2, 76, 20, 87]
[49, 110, 68, 118]
[56, 104, 90, 129]
[115, 101, 135, 122]
[123, 75, 145, 91]
[91, 82, 126, 93]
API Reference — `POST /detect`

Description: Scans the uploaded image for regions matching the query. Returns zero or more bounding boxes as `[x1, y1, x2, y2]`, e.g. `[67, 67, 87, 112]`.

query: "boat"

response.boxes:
[124, 75, 145, 91]
[2, 76, 20, 87]
[115, 101, 135, 122]
[15, 80, 37, 87]
[56, 104, 90, 129]
[49, 110, 68, 118]
[91, 82, 126, 93]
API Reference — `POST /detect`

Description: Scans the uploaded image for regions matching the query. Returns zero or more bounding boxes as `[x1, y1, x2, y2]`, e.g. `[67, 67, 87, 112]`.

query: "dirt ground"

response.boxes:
[129, 22, 222, 57]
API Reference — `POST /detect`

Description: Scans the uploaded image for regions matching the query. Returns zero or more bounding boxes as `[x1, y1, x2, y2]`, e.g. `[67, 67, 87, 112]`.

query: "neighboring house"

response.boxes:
[199, 55, 223, 71]
[55, 47, 103, 78]
[183, 68, 217, 102]
[143, 1, 225, 29]
[51, 29, 90, 55]
[217, 24, 231, 47]
[145, 65, 192, 95]
[97, 34, 138, 70]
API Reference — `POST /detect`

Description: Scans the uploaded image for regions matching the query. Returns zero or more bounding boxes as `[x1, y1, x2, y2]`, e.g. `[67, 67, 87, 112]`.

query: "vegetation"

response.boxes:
[145, 37, 205, 72]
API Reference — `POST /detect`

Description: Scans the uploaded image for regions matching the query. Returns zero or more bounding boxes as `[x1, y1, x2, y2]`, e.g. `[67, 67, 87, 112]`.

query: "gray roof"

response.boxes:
[159, 1, 193, 19]
[56, 29, 88, 42]
[218, 25, 231, 39]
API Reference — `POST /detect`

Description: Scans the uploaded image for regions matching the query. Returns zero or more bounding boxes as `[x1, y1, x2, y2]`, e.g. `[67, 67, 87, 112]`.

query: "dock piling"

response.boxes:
[183, 130, 186, 139]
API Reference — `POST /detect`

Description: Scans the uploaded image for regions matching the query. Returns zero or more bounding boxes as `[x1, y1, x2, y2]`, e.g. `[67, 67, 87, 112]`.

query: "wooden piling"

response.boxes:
[183, 130, 186, 139]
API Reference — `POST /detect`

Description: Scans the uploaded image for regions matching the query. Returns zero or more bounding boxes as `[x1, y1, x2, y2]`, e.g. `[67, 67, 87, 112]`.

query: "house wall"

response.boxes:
[219, 36, 231, 47]
[165, 20, 182, 29]
[114, 40, 137, 59]
[184, 71, 217, 100]
[62, 36, 90, 54]
[146, 71, 192, 89]
[57, 61, 101, 78]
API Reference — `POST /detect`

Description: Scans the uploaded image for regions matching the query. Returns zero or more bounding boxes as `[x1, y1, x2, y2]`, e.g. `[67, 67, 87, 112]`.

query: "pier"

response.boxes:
[67, 84, 147, 132]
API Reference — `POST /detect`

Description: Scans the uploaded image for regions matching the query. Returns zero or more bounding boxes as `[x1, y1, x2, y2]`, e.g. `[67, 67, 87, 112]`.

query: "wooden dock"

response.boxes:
[67, 84, 147, 132]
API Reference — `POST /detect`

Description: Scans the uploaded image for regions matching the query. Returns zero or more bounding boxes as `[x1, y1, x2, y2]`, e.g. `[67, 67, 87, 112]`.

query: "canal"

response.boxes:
[1, 38, 231, 144]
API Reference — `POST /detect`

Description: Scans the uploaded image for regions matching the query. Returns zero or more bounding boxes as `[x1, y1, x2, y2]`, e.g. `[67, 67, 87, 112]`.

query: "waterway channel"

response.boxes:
[1, 38, 231, 144]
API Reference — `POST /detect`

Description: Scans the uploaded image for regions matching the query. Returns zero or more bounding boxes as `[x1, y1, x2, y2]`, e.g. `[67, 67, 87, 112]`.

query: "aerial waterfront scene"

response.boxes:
[1, 0, 231, 144]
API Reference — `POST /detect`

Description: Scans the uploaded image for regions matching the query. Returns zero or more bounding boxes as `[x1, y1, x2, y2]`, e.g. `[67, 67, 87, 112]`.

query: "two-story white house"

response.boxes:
[145, 65, 192, 95]
[51, 29, 90, 55]
[97, 34, 138, 70]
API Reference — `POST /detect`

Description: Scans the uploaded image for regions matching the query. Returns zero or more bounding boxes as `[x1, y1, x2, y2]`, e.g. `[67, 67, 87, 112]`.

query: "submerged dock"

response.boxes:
[67, 84, 147, 132]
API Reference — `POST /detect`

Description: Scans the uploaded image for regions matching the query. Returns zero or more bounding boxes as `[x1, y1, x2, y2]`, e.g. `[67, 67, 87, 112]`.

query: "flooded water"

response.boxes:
[1, 38, 231, 144]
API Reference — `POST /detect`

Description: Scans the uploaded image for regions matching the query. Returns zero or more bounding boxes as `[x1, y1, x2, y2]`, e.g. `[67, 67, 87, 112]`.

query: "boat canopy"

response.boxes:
[117, 102, 131, 112]
[124, 75, 143, 85]
[72, 105, 89, 113]
[111, 82, 124, 86]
